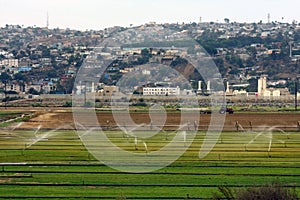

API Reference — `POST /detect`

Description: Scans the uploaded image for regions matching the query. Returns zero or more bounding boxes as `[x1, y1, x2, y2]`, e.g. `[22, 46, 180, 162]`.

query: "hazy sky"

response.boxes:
[1, 0, 299, 30]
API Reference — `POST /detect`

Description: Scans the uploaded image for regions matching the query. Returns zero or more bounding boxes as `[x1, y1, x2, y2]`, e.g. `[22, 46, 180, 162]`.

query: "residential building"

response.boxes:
[0, 59, 18, 68]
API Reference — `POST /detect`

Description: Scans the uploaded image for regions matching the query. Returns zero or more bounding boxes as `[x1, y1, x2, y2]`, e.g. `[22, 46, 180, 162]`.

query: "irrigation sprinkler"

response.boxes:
[181, 131, 187, 147]
[11, 122, 23, 131]
[249, 121, 253, 131]
[244, 125, 290, 155]
[251, 131, 255, 139]
[26, 128, 56, 149]
[194, 120, 198, 131]
[268, 139, 272, 152]
[106, 120, 110, 130]
[235, 121, 239, 131]
[33, 125, 42, 136]
[134, 137, 138, 150]
[143, 142, 148, 154]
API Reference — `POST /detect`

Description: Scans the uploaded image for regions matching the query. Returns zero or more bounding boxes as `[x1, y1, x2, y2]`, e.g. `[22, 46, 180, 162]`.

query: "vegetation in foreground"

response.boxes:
[0, 130, 300, 199]
[214, 182, 298, 200]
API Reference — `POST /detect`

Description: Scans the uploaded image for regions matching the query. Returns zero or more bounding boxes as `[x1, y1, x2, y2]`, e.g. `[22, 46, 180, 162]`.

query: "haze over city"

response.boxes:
[1, 0, 300, 30]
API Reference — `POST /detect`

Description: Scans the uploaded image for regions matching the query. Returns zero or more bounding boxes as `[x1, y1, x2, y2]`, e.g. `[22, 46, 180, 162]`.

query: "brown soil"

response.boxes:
[0, 178, 12, 183]
[10, 110, 300, 131]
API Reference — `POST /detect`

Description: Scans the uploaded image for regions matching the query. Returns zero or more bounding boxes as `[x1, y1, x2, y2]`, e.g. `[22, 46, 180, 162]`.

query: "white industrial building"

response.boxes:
[257, 75, 267, 95]
[257, 75, 281, 97]
[143, 86, 180, 96]
[225, 75, 285, 97]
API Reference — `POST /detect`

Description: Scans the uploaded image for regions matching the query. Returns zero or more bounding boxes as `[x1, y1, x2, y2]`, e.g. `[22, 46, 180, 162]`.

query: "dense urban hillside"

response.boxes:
[0, 21, 300, 95]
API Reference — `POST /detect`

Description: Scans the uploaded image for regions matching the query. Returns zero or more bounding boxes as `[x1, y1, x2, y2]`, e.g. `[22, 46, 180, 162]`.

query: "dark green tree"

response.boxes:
[0, 72, 11, 82]
[14, 73, 27, 82]
[28, 88, 40, 95]
[247, 78, 258, 92]
[224, 18, 230, 24]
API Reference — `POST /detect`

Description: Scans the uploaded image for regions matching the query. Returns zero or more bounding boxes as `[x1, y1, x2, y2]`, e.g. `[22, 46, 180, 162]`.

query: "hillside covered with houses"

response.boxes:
[1, 21, 300, 99]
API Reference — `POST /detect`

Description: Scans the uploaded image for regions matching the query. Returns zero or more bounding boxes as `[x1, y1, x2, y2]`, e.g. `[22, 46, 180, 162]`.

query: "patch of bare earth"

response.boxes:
[10, 112, 300, 131]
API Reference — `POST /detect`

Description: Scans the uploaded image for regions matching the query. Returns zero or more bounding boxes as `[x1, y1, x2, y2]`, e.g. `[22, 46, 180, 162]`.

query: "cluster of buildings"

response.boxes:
[0, 21, 300, 98]
[77, 73, 289, 98]
[0, 24, 107, 94]
[226, 76, 290, 97]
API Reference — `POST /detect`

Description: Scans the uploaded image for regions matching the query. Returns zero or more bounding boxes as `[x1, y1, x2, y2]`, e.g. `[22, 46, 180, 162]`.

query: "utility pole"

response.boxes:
[295, 76, 300, 111]
[289, 41, 293, 58]
[4, 81, 7, 109]
[295, 81, 298, 111]
[84, 81, 87, 106]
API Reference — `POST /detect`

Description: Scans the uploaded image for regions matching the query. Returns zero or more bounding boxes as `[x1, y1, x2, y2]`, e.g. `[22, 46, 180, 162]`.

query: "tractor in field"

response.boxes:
[219, 106, 234, 114]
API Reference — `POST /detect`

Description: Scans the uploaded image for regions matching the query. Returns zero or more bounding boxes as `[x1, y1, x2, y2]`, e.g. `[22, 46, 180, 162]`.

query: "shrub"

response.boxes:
[63, 101, 72, 107]
[213, 182, 298, 200]
[31, 103, 43, 107]
[131, 102, 147, 107]
[237, 182, 298, 200]
[84, 101, 94, 107]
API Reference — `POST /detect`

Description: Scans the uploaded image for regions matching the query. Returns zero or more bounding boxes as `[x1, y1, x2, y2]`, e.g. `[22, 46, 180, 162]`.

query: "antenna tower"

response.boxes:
[46, 12, 49, 28]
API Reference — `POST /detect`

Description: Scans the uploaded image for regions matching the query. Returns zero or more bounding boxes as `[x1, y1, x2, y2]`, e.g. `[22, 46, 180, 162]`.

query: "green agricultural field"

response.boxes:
[0, 129, 300, 199]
